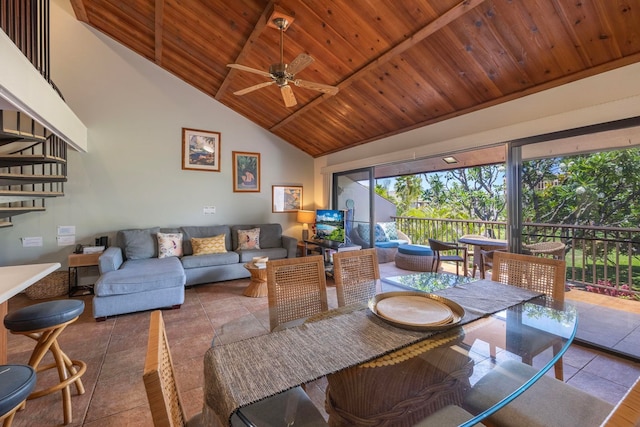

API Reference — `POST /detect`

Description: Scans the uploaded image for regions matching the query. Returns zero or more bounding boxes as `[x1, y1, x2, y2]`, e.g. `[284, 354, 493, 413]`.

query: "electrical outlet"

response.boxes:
[203, 206, 216, 215]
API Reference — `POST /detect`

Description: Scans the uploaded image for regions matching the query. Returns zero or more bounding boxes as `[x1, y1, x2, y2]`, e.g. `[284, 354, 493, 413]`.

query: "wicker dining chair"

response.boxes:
[332, 248, 380, 307]
[491, 251, 566, 380]
[143, 310, 203, 427]
[428, 238, 468, 276]
[473, 248, 507, 279]
[144, 311, 326, 427]
[266, 255, 329, 331]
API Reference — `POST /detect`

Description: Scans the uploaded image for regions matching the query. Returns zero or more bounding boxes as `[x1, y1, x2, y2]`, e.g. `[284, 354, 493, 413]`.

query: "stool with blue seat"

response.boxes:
[394, 244, 436, 272]
[0, 365, 36, 427]
[3, 300, 87, 425]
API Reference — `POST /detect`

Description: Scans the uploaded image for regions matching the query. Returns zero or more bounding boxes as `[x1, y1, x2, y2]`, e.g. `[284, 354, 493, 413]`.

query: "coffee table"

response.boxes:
[382, 272, 473, 293]
[243, 263, 267, 297]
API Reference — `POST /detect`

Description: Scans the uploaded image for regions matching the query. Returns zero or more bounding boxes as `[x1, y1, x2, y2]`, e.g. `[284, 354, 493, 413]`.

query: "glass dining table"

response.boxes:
[202, 274, 577, 427]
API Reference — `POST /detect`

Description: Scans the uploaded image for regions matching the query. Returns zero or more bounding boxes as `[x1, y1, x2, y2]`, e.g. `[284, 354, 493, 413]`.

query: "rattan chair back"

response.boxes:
[333, 248, 380, 307]
[143, 310, 188, 427]
[267, 256, 329, 331]
[601, 375, 640, 426]
[492, 252, 566, 302]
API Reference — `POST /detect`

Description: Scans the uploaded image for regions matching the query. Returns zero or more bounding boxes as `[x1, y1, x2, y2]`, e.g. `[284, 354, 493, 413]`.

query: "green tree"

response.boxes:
[394, 175, 423, 215]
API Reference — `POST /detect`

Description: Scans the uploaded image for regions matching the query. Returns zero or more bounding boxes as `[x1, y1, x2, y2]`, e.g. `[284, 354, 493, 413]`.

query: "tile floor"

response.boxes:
[5, 262, 640, 426]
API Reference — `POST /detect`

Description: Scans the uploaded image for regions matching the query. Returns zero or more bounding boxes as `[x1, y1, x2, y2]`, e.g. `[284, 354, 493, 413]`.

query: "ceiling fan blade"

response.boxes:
[294, 79, 339, 96]
[287, 53, 314, 75]
[227, 63, 273, 78]
[280, 85, 297, 107]
[234, 81, 275, 96]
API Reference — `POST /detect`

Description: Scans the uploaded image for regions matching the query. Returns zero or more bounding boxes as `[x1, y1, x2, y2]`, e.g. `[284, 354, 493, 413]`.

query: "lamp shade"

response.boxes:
[296, 210, 315, 225]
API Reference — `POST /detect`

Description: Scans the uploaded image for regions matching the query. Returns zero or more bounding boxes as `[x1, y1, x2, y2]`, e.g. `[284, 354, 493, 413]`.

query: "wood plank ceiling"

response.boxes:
[69, 0, 640, 158]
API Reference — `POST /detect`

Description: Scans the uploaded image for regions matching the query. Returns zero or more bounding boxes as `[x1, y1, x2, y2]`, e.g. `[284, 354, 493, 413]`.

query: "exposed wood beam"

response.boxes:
[155, 0, 164, 65]
[215, 1, 276, 101]
[270, 0, 488, 132]
[68, 0, 88, 22]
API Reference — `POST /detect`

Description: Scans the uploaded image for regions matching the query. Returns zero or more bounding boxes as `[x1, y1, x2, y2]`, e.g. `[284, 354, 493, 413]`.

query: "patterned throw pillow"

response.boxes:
[191, 234, 227, 255]
[379, 222, 399, 240]
[357, 223, 371, 243]
[374, 224, 389, 242]
[237, 228, 261, 250]
[157, 232, 183, 259]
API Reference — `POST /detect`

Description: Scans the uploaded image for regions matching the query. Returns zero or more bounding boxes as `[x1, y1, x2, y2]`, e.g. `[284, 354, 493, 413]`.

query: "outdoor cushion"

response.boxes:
[378, 222, 399, 240]
[375, 241, 400, 248]
[398, 244, 433, 256]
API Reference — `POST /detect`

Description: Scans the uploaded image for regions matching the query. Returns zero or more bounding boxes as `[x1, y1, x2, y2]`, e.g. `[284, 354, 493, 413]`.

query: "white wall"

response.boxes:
[0, 0, 316, 268]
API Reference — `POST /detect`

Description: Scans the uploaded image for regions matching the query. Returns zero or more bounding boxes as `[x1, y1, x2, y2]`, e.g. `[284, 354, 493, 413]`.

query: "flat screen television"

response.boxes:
[315, 209, 346, 244]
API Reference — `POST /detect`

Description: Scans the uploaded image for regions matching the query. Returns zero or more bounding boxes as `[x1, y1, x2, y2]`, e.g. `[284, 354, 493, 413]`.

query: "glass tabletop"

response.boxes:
[382, 271, 474, 292]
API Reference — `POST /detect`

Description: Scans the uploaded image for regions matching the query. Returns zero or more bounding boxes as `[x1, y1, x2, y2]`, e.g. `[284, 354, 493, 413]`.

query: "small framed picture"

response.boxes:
[272, 185, 303, 212]
[182, 128, 221, 172]
[233, 151, 260, 192]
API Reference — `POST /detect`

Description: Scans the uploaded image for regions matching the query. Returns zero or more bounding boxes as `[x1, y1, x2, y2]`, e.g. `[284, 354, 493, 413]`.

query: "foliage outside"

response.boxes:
[377, 148, 640, 295]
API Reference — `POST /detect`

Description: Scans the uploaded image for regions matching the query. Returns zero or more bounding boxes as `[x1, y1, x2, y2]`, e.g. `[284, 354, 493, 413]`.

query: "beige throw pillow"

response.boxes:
[157, 232, 183, 258]
[192, 234, 227, 255]
[237, 228, 261, 250]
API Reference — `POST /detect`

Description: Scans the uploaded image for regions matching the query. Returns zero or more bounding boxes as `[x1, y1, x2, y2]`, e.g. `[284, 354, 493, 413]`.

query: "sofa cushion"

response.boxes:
[95, 257, 185, 296]
[232, 224, 282, 249]
[157, 232, 184, 258]
[181, 251, 240, 269]
[121, 227, 160, 260]
[192, 234, 227, 255]
[237, 228, 261, 250]
[181, 225, 231, 255]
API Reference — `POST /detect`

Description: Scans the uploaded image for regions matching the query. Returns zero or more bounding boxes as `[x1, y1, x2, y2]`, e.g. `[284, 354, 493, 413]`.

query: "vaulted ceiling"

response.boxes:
[69, 0, 640, 158]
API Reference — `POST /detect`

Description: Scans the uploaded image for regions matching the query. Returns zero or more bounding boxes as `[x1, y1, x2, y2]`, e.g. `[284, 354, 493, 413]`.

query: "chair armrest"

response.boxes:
[98, 246, 123, 274]
[282, 235, 298, 258]
[396, 229, 412, 244]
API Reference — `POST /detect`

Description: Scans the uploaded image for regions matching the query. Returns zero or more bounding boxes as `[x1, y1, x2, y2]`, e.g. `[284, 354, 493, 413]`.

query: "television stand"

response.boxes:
[303, 239, 361, 277]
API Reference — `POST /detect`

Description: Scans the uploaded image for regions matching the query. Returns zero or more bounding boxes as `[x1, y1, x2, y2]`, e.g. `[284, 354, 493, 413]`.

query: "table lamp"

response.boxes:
[296, 210, 315, 240]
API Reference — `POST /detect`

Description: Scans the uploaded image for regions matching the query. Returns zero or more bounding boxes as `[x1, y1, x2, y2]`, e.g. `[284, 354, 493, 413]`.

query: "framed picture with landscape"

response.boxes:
[232, 151, 260, 192]
[182, 128, 221, 172]
[272, 185, 302, 212]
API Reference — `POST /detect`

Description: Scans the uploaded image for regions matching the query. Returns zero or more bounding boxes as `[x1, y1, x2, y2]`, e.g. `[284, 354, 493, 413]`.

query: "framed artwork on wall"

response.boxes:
[272, 185, 303, 212]
[182, 128, 221, 172]
[232, 151, 260, 192]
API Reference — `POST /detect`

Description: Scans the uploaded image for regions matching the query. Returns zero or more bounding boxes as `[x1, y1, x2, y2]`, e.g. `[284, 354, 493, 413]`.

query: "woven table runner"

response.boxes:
[203, 279, 542, 425]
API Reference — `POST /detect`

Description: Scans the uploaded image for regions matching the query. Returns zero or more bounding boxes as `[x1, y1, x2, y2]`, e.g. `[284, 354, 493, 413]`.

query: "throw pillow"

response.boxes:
[375, 224, 389, 242]
[157, 232, 184, 258]
[191, 234, 227, 255]
[121, 227, 160, 260]
[357, 223, 371, 244]
[379, 222, 399, 240]
[237, 228, 261, 250]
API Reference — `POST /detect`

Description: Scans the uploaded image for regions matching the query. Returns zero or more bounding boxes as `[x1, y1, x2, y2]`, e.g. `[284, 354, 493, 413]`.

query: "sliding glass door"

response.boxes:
[333, 168, 374, 248]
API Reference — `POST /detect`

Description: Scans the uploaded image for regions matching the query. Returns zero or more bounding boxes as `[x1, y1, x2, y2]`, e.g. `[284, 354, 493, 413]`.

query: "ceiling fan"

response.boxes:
[227, 17, 339, 107]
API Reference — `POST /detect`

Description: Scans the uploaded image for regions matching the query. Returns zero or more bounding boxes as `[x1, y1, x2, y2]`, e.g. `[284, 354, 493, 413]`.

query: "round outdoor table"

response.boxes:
[243, 263, 267, 297]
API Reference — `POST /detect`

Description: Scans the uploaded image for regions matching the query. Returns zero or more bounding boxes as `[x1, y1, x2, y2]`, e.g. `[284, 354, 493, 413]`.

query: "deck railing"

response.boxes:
[393, 216, 640, 294]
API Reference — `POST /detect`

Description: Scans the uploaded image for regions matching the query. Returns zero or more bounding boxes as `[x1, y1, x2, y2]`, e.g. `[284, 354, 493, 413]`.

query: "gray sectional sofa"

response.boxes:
[93, 223, 296, 320]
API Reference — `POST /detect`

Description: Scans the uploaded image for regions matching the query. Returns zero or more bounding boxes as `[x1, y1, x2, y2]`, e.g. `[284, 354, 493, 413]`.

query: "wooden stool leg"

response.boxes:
[15, 318, 86, 425]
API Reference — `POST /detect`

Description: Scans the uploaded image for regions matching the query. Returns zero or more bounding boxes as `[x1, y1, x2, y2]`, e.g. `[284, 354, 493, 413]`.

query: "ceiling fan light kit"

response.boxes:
[227, 15, 338, 107]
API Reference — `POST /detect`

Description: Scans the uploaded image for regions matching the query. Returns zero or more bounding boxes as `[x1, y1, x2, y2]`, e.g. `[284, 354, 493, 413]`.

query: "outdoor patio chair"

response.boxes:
[266, 255, 328, 331]
[332, 248, 380, 307]
[428, 238, 468, 276]
[491, 251, 567, 380]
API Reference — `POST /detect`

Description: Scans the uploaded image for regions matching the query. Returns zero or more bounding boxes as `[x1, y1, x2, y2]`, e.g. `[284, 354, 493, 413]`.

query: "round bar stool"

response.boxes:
[3, 300, 87, 425]
[0, 365, 36, 427]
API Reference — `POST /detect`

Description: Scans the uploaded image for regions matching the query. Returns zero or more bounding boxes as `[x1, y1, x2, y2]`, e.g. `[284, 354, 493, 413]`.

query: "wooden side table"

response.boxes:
[243, 263, 267, 297]
[68, 252, 102, 297]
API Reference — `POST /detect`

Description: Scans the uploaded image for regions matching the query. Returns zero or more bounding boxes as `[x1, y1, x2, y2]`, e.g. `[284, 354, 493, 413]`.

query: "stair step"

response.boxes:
[0, 206, 46, 218]
[0, 220, 12, 228]
[0, 154, 65, 167]
[0, 110, 47, 145]
[0, 173, 67, 186]
[0, 191, 64, 203]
